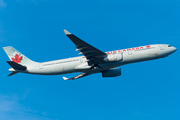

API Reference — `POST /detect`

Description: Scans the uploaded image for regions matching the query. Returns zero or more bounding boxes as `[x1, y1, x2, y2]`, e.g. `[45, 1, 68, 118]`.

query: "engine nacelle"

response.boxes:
[102, 68, 121, 77]
[104, 53, 123, 62]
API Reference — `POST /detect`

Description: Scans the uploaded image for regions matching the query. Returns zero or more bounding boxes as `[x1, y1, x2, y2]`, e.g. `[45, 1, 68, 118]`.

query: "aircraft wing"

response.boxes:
[63, 72, 91, 80]
[64, 30, 107, 64]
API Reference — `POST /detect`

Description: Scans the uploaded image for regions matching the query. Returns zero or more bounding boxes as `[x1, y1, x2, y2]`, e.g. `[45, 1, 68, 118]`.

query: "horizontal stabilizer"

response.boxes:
[8, 71, 19, 76]
[7, 61, 26, 70]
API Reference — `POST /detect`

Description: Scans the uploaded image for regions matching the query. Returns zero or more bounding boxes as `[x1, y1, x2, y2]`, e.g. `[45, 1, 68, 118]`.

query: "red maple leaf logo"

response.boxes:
[11, 54, 23, 63]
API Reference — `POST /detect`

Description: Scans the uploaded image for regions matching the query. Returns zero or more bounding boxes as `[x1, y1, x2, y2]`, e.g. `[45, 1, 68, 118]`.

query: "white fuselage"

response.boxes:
[15, 44, 176, 75]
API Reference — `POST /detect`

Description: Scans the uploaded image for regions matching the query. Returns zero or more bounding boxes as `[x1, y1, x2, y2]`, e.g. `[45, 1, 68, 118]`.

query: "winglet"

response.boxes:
[63, 77, 69, 80]
[64, 29, 72, 35]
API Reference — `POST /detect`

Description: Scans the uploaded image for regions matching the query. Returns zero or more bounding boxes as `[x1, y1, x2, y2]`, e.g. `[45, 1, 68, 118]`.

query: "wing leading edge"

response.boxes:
[64, 30, 107, 65]
[63, 72, 91, 80]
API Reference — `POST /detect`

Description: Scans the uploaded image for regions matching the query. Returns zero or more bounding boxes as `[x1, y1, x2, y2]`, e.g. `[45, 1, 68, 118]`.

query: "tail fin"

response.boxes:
[3, 46, 37, 66]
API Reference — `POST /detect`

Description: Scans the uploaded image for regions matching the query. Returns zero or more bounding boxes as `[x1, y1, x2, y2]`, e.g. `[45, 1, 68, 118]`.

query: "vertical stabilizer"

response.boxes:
[3, 46, 38, 66]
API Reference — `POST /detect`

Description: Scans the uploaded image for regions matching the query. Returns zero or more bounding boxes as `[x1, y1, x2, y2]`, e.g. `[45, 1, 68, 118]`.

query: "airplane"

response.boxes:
[3, 30, 177, 80]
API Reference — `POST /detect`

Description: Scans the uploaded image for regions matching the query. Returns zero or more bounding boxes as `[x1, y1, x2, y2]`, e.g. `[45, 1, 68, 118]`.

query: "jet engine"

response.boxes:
[102, 68, 121, 77]
[104, 53, 123, 62]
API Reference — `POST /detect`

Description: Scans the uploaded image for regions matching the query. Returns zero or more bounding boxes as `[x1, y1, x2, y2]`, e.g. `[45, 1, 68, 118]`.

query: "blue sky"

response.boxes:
[0, 0, 180, 120]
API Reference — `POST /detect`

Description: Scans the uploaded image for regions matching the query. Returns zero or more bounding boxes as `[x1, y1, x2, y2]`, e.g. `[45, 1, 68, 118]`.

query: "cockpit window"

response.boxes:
[168, 45, 172, 47]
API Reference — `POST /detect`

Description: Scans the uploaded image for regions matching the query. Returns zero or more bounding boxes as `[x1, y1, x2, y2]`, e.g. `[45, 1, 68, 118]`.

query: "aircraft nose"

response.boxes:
[170, 46, 177, 54]
[159, 46, 177, 58]
[172, 47, 177, 52]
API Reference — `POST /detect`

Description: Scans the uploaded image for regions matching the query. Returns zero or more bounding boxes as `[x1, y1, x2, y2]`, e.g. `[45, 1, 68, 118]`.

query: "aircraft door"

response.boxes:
[128, 49, 132, 55]
[159, 45, 164, 50]
[39, 64, 43, 69]
[117, 52, 123, 61]
[80, 58, 83, 63]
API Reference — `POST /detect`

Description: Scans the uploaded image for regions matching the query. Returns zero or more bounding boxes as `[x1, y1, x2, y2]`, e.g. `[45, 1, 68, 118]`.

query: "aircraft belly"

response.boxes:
[27, 62, 79, 75]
